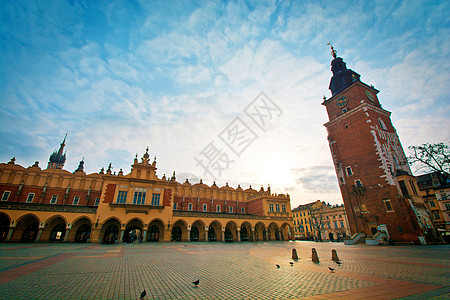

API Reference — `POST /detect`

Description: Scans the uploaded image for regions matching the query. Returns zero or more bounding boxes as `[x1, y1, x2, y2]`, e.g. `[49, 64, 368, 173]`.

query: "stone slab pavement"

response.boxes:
[0, 241, 448, 299]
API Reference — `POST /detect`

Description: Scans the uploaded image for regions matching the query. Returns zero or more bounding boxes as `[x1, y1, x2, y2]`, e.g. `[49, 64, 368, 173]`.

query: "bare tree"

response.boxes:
[408, 142, 449, 183]
[309, 205, 327, 241]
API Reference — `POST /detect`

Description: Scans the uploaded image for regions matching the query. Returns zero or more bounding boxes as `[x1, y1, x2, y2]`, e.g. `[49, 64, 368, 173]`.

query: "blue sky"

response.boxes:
[1, 0, 449, 207]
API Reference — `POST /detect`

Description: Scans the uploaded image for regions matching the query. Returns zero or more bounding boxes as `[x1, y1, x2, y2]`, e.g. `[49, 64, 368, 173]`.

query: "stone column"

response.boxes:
[252, 229, 256, 242]
[119, 229, 125, 243]
[164, 228, 172, 242]
[90, 228, 101, 243]
[237, 230, 241, 243]
[187, 229, 191, 242]
[64, 229, 71, 242]
[143, 229, 148, 242]
[6, 227, 14, 242]
[35, 228, 43, 242]
[205, 229, 209, 242]
[222, 228, 225, 242]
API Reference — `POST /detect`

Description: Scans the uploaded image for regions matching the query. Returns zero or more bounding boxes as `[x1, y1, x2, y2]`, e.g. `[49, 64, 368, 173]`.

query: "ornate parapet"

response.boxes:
[109, 203, 165, 214]
[0, 202, 97, 214]
[173, 210, 292, 221]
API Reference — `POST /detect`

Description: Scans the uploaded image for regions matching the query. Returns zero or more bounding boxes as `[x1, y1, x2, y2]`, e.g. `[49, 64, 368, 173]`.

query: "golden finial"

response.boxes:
[327, 41, 337, 59]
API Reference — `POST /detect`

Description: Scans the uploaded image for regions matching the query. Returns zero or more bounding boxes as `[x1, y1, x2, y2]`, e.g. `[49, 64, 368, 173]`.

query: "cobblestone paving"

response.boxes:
[0, 241, 448, 299]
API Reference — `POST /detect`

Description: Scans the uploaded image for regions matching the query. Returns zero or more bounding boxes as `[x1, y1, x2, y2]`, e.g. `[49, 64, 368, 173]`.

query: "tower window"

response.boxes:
[346, 167, 353, 176]
[241, 207, 245, 214]
[342, 108, 348, 113]
[378, 118, 387, 130]
[94, 197, 100, 206]
[72, 196, 80, 205]
[229, 206, 233, 213]
[173, 203, 177, 210]
[203, 204, 207, 212]
[188, 203, 193, 211]
[216, 205, 221, 212]
[355, 180, 363, 188]
[50, 195, 58, 204]
[269, 203, 274, 212]
[383, 199, 394, 212]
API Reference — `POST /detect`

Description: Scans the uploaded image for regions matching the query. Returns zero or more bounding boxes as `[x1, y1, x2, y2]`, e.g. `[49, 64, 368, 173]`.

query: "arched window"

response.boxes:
[378, 118, 387, 130]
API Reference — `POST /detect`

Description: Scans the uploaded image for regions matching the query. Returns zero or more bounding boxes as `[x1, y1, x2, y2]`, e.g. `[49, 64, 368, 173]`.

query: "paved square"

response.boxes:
[0, 241, 448, 299]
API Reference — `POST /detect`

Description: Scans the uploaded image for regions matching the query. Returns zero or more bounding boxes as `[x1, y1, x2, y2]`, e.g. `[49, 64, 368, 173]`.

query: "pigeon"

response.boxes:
[329, 267, 335, 272]
[289, 262, 294, 266]
[276, 264, 280, 268]
[336, 261, 342, 265]
[192, 279, 200, 287]
[140, 289, 147, 300]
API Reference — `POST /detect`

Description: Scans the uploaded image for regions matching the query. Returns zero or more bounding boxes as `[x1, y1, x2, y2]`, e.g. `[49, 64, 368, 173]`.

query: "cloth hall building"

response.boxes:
[0, 137, 293, 244]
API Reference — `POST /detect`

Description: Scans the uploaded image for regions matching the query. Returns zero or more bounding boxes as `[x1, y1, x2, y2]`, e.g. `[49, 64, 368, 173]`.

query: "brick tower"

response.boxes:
[322, 45, 429, 243]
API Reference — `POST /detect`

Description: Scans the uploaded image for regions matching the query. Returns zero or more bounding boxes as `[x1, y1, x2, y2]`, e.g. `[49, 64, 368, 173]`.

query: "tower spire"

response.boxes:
[327, 41, 337, 59]
[327, 45, 361, 96]
[47, 134, 67, 169]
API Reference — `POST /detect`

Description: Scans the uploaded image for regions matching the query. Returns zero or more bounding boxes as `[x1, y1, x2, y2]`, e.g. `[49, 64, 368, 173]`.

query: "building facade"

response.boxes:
[292, 200, 350, 241]
[0, 139, 293, 243]
[416, 172, 450, 242]
[322, 46, 438, 244]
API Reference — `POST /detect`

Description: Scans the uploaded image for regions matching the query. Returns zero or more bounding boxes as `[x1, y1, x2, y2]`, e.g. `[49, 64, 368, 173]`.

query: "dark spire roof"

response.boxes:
[48, 134, 67, 168]
[74, 157, 84, 173]
[327, 46, 361, 96]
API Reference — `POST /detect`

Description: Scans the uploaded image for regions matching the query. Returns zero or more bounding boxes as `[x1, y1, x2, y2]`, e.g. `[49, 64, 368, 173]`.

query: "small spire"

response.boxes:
[327, 41, 337, 59]
[74, 158, 85, 173]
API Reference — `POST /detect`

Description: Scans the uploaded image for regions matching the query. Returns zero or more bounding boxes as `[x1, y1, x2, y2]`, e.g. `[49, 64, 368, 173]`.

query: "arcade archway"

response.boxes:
[208, 221, 222, 242]
[0, 213, 10, 242]
[124, 219, 144, 243]
[101, 218, 121, 244]
[147, 219, 164, 242]
[171, 220, 187, 241]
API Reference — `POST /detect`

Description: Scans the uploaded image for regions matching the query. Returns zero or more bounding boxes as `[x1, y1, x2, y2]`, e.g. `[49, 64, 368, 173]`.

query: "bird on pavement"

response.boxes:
[192, 279, 200, 287]
[329, 267, 335, 272]
[276, 264, 280, 268]
[289, 262, 294, 266]
[140, 289, 147, 299]
[336, 261, 342, 265]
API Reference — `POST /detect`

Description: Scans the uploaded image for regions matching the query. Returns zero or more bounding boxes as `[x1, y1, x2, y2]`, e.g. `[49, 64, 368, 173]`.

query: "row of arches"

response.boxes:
[0, 212, 291, 243]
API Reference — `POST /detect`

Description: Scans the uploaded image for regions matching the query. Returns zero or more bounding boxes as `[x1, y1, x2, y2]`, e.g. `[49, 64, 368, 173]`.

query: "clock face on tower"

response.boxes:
[365, 89, 375, 102]
[336, 95, 348, 108]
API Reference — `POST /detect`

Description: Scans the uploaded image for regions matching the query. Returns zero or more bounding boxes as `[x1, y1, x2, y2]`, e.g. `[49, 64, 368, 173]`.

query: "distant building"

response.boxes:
[292, 200, 350, 241]
[0, 138, 293, 243]
[321, 46, 439, 244]
[416, 172, 450, 242]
